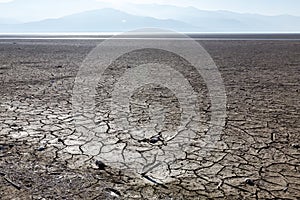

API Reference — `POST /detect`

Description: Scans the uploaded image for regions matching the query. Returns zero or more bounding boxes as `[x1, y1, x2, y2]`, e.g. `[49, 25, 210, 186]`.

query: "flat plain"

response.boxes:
[0, 37, 299, 199]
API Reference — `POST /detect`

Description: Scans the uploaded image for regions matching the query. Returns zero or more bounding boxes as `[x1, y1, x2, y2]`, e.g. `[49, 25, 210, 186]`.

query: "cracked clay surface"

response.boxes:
[0, 39, 299, 199]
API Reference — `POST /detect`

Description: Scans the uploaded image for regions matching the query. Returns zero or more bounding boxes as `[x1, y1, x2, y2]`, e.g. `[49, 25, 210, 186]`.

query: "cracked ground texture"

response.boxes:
[0, 39, 299, 199]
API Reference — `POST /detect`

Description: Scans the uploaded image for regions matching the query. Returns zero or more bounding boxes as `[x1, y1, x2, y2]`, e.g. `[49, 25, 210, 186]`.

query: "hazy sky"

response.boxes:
[0, 0, 299, 22]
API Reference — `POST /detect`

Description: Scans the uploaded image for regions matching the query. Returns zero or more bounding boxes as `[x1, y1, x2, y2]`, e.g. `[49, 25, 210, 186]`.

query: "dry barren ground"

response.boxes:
[0, 39, 299, 199]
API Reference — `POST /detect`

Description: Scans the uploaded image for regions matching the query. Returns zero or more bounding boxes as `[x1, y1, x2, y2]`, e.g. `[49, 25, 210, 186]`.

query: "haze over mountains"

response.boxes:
[1, 4, 300, 33]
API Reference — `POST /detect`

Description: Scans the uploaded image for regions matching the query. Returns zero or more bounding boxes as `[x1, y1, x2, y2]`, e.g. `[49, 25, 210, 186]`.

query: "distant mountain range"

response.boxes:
[0, 8, 198, 32]
[1, 5, 300, 33]
[122, 4, 300, 32]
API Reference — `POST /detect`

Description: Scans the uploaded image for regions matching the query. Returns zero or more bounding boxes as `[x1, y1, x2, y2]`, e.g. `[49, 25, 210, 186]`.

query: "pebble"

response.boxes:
[36, 146, 46, 151]
[291, 144, 300, 149]
[139, 135, 163, 144]
[149, 135, 162, 144]
[106, 188, 121, 197]
[95, 160, 106, 170]
[245, 178, 255, 186]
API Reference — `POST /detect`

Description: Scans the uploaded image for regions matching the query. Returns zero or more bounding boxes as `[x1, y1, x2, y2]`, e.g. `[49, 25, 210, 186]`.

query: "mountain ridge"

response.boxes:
[0, 6, 300, 33]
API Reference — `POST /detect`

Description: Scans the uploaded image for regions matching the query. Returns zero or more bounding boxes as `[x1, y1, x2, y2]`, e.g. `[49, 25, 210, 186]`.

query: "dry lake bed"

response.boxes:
[0, 36, 299, 199]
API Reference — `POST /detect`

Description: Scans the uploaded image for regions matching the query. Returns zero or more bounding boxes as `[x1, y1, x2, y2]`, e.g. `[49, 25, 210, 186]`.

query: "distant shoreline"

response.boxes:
[0, 32, 300, 41]
[0, 33, 300, 41]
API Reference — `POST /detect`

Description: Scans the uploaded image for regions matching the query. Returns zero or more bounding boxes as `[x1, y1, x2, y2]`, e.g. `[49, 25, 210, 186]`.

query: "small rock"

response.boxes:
[106, 188, 121, 197]
[245, 178, 255, 186]
[149, 135, 162, 144]
[36, 146, 46, 151]
[292, 144, 300, 149]
[140, 135, 163, 144]
[95, 160, 106, 170]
